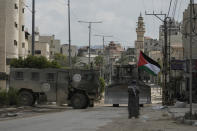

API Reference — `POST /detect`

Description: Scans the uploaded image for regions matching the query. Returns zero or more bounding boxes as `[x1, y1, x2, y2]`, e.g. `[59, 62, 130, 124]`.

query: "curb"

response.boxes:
[0, 108, 20, 115]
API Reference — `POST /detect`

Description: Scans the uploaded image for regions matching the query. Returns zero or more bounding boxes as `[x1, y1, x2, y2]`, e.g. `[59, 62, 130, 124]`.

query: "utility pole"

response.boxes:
[189, 0, 193, 119]
[68, 0, 71, 67]
[145, 11, 169, 105]
[94, 35, 113, 77]
[32, 0, 35, 56]
[78, 21, 102, 65]
[94, 35, 113, 53]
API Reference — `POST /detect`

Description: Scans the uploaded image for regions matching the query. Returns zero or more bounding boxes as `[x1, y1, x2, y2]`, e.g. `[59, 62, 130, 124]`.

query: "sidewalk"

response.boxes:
[167, 103, 197, 126]
[0, 104, 69, 121]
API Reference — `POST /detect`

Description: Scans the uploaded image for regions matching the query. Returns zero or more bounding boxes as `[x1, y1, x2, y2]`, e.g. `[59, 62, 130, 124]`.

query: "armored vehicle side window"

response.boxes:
[31, 72, 40, 81]
[47, 73, 55, 82]
[83, 74, 94, 81]
[58, 72, 69, 82]
[15, 72, 23, 80]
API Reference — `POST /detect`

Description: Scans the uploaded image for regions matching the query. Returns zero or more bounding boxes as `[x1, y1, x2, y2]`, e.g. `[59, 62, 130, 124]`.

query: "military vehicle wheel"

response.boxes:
[113, 104, 119, 107]
[19, 91, 34, 106]
[71, 93, 88, 109]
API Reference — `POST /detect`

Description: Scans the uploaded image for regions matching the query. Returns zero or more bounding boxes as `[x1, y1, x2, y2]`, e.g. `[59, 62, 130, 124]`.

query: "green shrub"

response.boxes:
[0, 88, 19, 106]
[10, 55, 61, 69]
[7, 88, 19, 106]
[0, 89, 8, 106]
[99, 77, 106, 93]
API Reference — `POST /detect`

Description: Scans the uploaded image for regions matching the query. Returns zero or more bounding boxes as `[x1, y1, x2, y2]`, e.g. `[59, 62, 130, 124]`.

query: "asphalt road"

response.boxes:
[0, 105, 127, 131]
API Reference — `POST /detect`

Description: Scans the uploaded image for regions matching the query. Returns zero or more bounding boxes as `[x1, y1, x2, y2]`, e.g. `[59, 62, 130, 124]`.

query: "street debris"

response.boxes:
[140, 115, 149, 122]
[152, 106, 168, 110]
[175, 101, 186, 108]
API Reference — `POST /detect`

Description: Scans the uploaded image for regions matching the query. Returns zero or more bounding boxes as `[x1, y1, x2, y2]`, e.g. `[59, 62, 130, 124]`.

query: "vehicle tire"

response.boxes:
[19, 91, 34, 106]
[113, 104, 119, 107]
[71, 93, 88, 109]
[140, 104, 144, 107]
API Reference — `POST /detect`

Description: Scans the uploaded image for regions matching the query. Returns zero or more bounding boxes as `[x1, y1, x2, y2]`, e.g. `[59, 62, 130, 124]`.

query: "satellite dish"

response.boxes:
[41, 83, 50, 92]
[72, 74, 81, 82]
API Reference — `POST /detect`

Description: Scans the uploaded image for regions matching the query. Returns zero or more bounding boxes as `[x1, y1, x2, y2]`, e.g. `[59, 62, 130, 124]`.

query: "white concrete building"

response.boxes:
[0, 0, 27, 88]
[28, 33, 61, 60]
[39, 35, 61, 59]
[61, 44, 78, 57]
[183, 4, 197, 59]
[159, 19, 183, 60]
[144, 37, 162, 55]
[34, 42, 50, 59]
[18, 0, 27, 58]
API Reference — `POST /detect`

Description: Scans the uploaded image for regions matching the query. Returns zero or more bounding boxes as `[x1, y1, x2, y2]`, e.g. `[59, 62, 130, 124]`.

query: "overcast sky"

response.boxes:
[25, 0, 189, 47]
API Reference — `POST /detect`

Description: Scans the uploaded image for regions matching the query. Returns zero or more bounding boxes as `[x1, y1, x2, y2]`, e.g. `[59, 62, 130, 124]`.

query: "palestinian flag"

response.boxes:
[138, 51, 161, 76]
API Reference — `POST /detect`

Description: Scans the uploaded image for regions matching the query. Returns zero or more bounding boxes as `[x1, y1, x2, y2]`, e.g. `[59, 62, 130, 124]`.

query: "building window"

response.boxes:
[60, 48, 63, 54]
[35, 50, 41, 54]
[22, 43, 25, 48]
[14, 40, 17, 46]
[22, 8, 25, 13]
[14, 22, 18, 28]
[14, 4, 18, 9]
[15, 72, 24, 80]
[22, 25, 25, 31]
[46, 73, 55, 82]
[31, 72, 40, 81]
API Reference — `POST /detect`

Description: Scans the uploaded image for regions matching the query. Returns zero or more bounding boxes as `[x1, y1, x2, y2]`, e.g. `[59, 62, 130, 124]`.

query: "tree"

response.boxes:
[94, 55, 104, 67]
[53, 53, 67, 67]
[94, 55, 104, 77]
[71, 56, 79, 66]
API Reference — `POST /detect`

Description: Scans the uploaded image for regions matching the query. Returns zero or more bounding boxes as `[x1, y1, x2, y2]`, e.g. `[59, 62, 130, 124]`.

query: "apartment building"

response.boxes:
[0, 0, 27, 88]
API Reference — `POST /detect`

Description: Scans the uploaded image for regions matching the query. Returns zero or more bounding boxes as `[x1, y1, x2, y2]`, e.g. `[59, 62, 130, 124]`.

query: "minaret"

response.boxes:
[135, 13, 145, 61]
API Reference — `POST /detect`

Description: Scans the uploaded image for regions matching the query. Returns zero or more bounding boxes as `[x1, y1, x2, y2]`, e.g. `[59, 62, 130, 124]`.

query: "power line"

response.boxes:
[67, 0, 71, 67]
[167, 0, 173, 17]
[176, 0, 183, 21]
[94, 35, 113, 53]
[78, 20, 102, 65]
[172, 0, 178, 19]
[32, 0, 35, 56]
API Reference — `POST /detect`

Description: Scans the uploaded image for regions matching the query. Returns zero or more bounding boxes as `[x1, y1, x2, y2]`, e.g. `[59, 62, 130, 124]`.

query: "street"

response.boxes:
[0, 104, 196, 131]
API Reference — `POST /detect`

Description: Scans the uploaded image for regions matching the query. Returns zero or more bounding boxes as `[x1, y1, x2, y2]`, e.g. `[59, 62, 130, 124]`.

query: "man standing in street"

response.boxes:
[128, 81, 140, 119]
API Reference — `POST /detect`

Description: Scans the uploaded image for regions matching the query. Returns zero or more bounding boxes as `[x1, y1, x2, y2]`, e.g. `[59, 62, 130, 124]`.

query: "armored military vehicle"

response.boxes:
[9, 68, 100, 109]
[104, 65, 151, 107]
